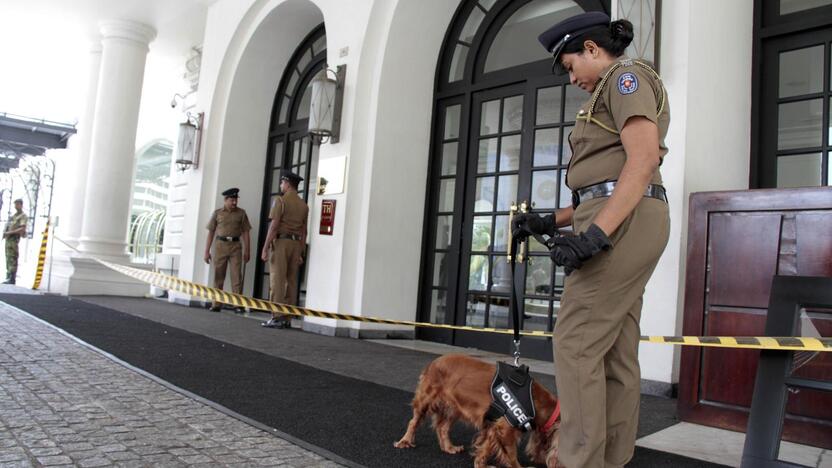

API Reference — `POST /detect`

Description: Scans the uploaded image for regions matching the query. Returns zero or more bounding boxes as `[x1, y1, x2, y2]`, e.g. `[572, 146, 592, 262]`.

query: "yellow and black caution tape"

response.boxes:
[51, 236, 832, 352]
[31, 220, 49, 290]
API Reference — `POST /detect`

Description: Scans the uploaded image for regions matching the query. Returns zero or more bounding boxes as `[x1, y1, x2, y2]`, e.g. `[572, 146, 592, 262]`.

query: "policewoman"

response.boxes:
[204, 188, 252, 312]
[513, 12, 670, 467]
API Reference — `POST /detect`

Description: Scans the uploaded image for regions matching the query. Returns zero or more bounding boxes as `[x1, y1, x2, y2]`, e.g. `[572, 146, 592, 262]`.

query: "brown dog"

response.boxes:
[394, 354, 560, 468]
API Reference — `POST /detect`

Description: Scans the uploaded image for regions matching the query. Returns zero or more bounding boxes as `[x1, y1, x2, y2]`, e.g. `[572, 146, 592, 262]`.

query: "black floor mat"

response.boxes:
[0, 294, 727, 468]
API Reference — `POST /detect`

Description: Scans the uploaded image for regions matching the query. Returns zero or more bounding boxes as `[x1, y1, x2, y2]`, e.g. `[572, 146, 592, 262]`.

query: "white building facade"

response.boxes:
[48, 0, 832, 397]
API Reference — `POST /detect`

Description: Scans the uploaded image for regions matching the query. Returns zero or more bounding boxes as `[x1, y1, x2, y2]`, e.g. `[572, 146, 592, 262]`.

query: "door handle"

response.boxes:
[518, 200, 529, 263]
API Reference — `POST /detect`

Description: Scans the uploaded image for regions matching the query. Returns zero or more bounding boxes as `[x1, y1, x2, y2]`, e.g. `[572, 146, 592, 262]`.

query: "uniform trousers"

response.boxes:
[212, 239, 243, 307]
[269, 238, 303, 319]
[553, 197, 669, 468]
[5, 238, 19, 280]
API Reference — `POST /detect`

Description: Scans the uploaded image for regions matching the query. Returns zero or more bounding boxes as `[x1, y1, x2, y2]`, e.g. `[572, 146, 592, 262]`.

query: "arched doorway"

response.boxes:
[254, 24, 326, 302]
[419, 0, 609, 359]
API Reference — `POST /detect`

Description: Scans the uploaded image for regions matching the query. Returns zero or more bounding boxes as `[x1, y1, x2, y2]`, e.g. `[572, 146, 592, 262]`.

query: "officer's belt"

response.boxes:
[572, 181, 666, 208]
[216, 236, 240, 242]
[277, 233, 302, 241]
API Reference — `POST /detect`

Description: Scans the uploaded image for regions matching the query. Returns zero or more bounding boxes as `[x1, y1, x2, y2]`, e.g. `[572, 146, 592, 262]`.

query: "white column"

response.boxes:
[63, 42, 102, 246]
[78, 20, 156, 259]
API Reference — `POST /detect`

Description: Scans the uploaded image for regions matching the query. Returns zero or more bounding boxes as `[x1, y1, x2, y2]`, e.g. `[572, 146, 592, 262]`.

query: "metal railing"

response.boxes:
[129, 209, 166, 264]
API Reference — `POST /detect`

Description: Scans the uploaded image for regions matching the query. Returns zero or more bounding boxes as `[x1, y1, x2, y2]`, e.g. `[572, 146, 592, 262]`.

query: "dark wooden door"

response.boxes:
[679, 187, 832, 449]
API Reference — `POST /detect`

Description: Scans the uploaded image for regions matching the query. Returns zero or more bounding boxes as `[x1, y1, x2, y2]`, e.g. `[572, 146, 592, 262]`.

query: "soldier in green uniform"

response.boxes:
[3, 199, 27, 285]
[260, 170, 309, 329]
[513, 12, 670, 468]
[204, 188, 252, 312]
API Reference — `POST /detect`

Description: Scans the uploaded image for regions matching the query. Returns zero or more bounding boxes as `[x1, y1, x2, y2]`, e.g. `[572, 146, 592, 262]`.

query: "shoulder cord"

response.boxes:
[577, 59, 666, 135]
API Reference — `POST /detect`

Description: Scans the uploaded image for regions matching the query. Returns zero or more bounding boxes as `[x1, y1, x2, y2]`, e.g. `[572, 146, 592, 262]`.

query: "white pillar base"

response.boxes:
[45, 254, 151, 296]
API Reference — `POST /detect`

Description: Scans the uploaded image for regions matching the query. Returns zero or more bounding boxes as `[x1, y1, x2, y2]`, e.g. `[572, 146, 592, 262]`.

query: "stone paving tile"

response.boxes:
[0, 303, 345, 468]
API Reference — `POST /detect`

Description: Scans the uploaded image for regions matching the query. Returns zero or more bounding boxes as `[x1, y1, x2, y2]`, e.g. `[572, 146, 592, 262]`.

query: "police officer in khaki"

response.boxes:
[513, 12, 670, 468]
[3, 199, 27, 284]
[260, 170, 309, 328]
[204, 188, 252, 312]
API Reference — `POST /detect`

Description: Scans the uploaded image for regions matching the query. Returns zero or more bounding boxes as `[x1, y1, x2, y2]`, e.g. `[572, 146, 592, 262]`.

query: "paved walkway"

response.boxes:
[0, 302, 342, 468]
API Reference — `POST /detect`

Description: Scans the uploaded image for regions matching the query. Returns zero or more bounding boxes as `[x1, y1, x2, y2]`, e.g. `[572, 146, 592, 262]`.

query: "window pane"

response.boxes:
[296, 81, 313, 120]
[312, 35, 326, 56]
[475, 177, 495, 212]
[565, 85, 584, 122]
[780, 0, 832, 15]
[292, 139, 301, 165]
[484, 0, 583, 73]
[526, 256, 553, 295]
[534, 128, 559, 166]
[496, 174, 518, 211]
[471, 216, 493, 252]
[536, 86, 562, 125]
[271, 170, 281, 194]
[436, 215, 453, 249]
[433, 252, 447, 286]
[481, 99, 500, 135]
[286, 69, 300, 96]
[466, 295, 486, 326]
[460, 4, 486, 43]
[523, 299, 551, 331]
[779, 46, 823, 98]
[438, 178, 455, 212]
[479, 0, 497, 10]
[500, 135, 521, 171]
[445, 104, 461, 139]
[449, 44, 469, 82]
[777, 153, 823, 188]
[469, 256, 490, 291]
[272, 141, 283, 168]
[261, 275, 270, 299]
[297, 48, 312, 72]
[562, 125, 575, 164]
[532, 170, 558, 210]
[493, 215, 509, 252]
[429, 289, 448, 324]
[778, 99, 823, 150]
[441, 142, 458, 176]
[559, 170, 572, 207]
[279, 96, 290, 124]
[489, 300, 509, 329]
[300, 137, 310, 164]
[502, 95, 524, 132]
[478, 138, 498, 173]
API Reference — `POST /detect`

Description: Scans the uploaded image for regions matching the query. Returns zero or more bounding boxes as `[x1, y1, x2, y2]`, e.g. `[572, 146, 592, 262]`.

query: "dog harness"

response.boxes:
[486, 361, 536, 431]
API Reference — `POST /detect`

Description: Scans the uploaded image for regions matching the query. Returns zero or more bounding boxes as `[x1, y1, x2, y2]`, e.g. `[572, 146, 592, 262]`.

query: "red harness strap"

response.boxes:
[539, 400, 561, 435]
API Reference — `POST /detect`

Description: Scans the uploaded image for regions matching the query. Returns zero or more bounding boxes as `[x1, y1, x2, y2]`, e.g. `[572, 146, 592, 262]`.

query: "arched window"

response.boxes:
[255, 24, 326, 302]
[420, 0, 609, 358]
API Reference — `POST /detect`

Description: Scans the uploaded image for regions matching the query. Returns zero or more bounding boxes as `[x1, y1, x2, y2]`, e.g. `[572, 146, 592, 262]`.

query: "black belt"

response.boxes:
[277, 233, 301, 241]
[572, 181, 667, 208]
[216, 236, 240, 242]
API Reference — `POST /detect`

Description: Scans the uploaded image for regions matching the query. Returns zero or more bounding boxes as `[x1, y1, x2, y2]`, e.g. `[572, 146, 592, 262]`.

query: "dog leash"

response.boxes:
[509, 235, 523, 366]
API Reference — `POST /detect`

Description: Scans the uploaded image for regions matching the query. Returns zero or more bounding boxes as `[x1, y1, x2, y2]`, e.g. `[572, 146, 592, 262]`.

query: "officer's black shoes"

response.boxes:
[234, 307, 246, 314]
[262, 318, 280, 328]
[209, 305, 221, 312]
[2, 279, 15, 285]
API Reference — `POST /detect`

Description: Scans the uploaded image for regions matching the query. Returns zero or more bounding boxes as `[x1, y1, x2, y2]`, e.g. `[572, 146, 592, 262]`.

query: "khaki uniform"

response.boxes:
[554, 59, 670, 468]
[206, 207, 251, 307]
[4, 212, 27, 281]
[268, 191, 309, 312]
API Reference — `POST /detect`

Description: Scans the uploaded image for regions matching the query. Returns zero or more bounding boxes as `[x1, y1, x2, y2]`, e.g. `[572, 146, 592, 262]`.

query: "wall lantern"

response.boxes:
[308, 64, 346, 145]
[175, 112, 203, 171]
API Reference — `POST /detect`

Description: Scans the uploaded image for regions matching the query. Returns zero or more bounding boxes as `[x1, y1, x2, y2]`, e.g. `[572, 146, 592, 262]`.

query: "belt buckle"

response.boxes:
[571, 191, 580, 208]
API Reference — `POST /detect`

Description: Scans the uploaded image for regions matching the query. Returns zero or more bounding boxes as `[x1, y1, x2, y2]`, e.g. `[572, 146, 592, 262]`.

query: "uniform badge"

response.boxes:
[618, 72, 638, 95]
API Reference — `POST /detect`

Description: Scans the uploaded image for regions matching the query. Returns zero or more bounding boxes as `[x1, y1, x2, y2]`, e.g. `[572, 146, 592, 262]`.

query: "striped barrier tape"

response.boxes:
[51, 236, 831, 352]
[31, 220, 49, 290]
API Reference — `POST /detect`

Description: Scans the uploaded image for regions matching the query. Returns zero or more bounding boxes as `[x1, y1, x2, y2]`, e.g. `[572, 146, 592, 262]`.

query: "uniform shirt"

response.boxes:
[206, 207, 252, 237]
[5, 212, 27, 241]
[269, 190, 309, 237]
[566, 58, 670, 191]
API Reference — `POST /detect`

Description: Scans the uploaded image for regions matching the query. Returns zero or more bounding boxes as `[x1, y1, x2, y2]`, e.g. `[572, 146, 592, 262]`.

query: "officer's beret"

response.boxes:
[222, 187, 240, 198]
[538, 11, 610, 62]
[280, 170, 303, 186]
[13, 199, 22, 204]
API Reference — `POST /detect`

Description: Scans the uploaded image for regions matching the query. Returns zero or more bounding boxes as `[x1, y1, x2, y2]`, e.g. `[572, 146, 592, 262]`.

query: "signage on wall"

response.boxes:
[320, 199, 336, 235]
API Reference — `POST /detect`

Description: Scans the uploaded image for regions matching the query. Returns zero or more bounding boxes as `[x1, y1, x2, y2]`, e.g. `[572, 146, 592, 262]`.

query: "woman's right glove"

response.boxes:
[511, 213, 557, 240]
[549, 223, 611, 276]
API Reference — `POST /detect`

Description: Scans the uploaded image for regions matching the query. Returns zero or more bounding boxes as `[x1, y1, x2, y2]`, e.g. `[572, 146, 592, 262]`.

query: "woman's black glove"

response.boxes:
[549, 224, 612, 276]
[511, 213, 557, 240]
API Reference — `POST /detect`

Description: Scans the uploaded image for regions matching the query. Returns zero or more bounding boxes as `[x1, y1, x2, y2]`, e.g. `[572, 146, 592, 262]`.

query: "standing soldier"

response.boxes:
[261, 170, 309, 329]
[204, 188, 252, 312]
[3, 199, 27, 285]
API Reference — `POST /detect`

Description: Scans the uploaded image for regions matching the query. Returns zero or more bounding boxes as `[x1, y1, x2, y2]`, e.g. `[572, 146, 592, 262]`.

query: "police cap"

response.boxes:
[13, 199, 22, 204]
[280, 170, 303, 186]
[222, 187, 240, 198]
[538, 11, 610, 64]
